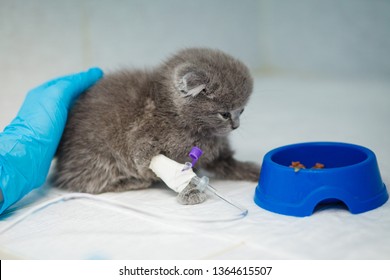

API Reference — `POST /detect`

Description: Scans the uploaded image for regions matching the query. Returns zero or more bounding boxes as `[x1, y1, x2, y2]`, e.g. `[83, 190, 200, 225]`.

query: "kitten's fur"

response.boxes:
[55, 48, 260, 204]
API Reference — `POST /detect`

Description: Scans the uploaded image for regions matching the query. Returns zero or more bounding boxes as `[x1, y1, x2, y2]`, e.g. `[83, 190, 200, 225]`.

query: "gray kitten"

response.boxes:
[54, 48, 260, 204]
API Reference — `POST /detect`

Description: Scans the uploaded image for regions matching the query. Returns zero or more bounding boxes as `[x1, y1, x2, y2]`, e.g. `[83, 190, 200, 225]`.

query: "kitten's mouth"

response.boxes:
[212, 127, 234, 136]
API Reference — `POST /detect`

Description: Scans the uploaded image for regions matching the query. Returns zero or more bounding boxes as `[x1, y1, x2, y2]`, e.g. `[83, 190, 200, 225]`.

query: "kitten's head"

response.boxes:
[162, 48, 253, 136]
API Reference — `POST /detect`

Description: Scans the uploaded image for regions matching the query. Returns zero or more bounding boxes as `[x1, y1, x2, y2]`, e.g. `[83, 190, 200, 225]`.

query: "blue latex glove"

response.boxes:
[0, 68, 103, 214]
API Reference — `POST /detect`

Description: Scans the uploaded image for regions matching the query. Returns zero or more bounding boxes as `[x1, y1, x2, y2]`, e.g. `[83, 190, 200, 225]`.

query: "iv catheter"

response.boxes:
[189, 175, 248, 216]
[149, 147, 249, 218]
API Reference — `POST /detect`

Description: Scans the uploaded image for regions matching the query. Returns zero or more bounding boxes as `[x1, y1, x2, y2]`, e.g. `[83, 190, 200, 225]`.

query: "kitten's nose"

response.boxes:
[231, 113, 240, 130]
[232, 123, 239, 130]
[231, 118, 240, 130]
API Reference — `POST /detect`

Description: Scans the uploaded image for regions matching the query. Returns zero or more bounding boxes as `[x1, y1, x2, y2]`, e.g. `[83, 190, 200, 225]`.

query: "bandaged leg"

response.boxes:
[149, 155, 206, 204]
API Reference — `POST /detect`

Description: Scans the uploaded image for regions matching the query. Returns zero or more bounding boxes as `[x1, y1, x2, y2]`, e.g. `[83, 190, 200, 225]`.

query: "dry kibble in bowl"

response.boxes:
[290, 161, 325, 172]
[312, 163, 325, 169]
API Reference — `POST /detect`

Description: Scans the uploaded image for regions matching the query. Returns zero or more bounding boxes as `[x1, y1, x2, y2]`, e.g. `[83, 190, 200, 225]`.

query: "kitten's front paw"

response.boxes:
[176, 182, 207, 205]
[242, 162, 261, 182]
[231, 161, 260, 182]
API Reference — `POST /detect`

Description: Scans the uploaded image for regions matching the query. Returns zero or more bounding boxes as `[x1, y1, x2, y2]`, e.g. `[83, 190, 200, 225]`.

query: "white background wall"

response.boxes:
[258, 0, 390, 78]
[1, 0, 389, 129]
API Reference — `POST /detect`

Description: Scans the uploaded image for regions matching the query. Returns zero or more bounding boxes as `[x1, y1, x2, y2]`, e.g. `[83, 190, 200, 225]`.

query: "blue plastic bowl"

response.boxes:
[254, 142, 388, 217]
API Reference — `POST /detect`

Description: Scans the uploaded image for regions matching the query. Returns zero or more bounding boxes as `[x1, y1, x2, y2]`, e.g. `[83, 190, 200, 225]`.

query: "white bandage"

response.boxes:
[149, 154, 196, 193]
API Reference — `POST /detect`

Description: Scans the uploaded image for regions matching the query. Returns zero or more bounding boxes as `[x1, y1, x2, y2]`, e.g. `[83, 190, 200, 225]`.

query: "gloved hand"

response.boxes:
[0, 67, 103, 214]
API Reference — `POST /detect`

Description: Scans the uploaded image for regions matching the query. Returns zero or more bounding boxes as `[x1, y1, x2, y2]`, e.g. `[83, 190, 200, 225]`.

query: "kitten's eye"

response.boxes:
[220, 112, 231, 119]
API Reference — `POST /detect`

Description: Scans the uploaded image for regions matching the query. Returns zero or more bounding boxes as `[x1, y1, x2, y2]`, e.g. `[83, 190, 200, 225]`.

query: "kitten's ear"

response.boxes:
[174, 64, 207, 97]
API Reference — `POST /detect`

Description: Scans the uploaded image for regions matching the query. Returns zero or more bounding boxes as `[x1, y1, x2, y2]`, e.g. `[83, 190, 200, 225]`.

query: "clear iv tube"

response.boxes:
[0, 188, 248, 234]
[190, 176, 248, 217]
